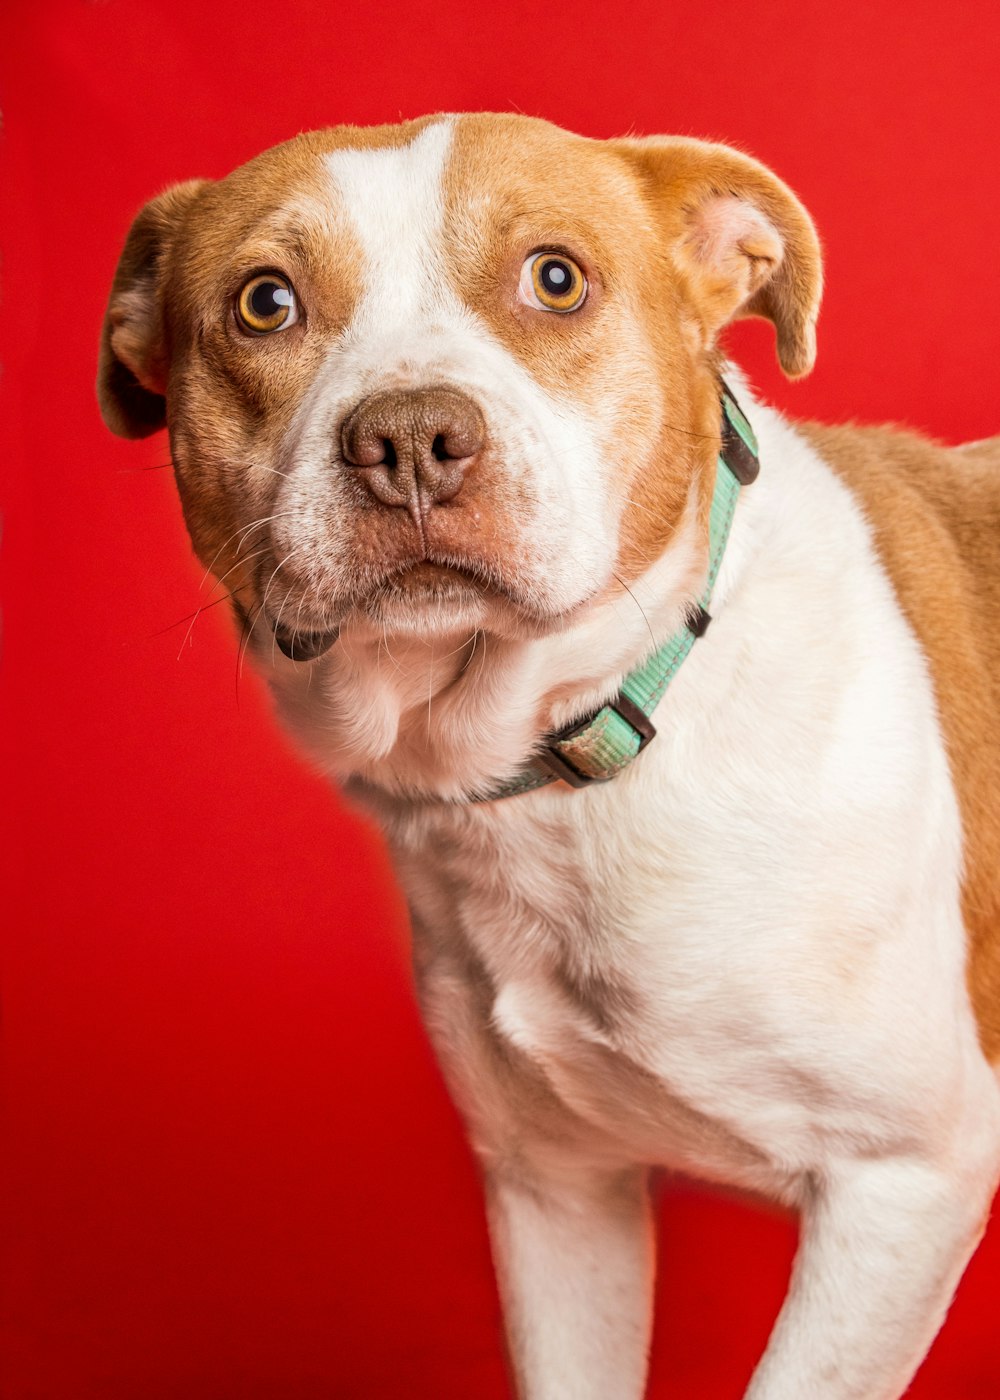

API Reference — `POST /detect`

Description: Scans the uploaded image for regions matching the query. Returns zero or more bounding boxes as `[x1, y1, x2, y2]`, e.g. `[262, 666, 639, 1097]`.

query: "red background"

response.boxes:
[3, 2, 999, 1396]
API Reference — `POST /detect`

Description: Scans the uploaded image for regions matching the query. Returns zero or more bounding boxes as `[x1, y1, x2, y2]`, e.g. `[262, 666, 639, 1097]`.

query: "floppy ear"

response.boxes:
[97, 180, 209, 438]
[613, 137, 822, 378]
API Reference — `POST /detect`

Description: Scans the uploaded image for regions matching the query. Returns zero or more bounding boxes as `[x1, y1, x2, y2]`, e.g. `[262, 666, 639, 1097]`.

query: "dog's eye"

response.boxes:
[236, 273, 299, 333]
[519, 252, 587, 314]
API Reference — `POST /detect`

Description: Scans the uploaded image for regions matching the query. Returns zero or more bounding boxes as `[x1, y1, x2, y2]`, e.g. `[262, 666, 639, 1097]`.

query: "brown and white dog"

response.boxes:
[98, 114, 1000, 1399]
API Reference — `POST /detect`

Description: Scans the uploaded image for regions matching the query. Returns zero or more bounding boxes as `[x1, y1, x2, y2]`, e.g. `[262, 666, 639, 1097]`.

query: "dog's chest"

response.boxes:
[391, 796, 825, 1194]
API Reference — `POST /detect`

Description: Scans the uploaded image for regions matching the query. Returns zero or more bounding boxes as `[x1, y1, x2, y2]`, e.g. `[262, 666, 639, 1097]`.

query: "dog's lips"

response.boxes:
[378, 560, 494, 596]
[262, 560, 593, 657]
[265, 563, 487, 661]
[272, 624, 341, 661]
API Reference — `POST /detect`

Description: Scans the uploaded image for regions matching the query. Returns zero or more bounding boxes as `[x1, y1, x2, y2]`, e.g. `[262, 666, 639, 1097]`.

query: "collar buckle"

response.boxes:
[535, 691, 658, 787]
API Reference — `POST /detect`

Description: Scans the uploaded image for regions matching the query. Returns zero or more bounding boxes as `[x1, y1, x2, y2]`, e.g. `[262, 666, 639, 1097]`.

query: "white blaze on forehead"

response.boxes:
[283, 116, 621, 613]
[324, 120, 454, 325]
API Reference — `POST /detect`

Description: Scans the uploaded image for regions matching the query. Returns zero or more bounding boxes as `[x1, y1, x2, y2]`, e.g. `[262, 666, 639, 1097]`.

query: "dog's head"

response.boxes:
[98, 114, 820, 660]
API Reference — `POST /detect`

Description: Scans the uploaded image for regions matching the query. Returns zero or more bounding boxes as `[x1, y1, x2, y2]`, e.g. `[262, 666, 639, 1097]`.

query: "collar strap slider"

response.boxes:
[535, 690, 657, 788]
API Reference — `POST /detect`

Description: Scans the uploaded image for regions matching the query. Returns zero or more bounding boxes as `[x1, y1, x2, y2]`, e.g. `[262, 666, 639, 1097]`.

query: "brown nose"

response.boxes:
[340, 387, 485, 513]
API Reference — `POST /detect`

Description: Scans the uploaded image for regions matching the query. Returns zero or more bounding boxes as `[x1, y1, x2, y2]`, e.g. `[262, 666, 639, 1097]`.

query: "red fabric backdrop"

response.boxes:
[3, 1, 999, 1395]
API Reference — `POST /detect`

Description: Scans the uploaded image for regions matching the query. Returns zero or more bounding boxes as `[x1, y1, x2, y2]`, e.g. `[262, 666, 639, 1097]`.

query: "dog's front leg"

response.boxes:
[744, 1130, 1000, 1400]
[484, 1161, 654, 1400]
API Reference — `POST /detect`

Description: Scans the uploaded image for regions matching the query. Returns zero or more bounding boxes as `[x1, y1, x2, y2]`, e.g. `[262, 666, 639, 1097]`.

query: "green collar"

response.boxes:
[479, 383, 759, 800]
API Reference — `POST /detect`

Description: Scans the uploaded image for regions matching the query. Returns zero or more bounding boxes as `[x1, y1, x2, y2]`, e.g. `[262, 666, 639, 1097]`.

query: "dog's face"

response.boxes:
[99, 114, 820, 657]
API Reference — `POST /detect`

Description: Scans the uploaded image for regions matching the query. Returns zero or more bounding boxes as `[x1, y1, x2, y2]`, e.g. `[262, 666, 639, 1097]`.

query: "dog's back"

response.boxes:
[802, 421, 1000, 1056]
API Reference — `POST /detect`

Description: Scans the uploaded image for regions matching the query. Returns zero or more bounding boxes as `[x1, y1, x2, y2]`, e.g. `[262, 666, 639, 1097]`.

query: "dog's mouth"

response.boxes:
[272, 624, 341, 661]
[369, 560, 498, 604]
[230, 596, 340, 662]
[259, 561, 508, 662]
[246, 557, 597, 662]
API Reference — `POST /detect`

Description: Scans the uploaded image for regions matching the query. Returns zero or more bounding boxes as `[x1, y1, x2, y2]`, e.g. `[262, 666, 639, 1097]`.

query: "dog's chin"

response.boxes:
[349, 564, 491, 633]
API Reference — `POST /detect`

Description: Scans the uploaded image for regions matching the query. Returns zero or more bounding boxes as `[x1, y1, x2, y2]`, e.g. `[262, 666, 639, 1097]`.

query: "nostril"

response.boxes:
[340, 387, 485, 505]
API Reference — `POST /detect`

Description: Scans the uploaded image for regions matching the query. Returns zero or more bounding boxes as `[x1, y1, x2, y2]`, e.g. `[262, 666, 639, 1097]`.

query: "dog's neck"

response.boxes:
[266, 375, 771, 804]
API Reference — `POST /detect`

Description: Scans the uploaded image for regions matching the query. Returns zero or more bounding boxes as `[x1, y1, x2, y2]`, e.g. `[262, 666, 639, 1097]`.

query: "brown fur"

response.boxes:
[438, 116, 706, 583]
[802, 423, 1000, 1059]
[606, 132, 821, 580]
[101, 119, 999, 1052]
[439, 116, 822, 586]
[99, 115, 822, 626]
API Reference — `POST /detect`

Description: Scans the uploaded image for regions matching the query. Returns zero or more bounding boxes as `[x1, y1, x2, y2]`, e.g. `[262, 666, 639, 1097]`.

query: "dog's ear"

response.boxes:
[613, 137, 822, 378]
[97, 180, 209, 438]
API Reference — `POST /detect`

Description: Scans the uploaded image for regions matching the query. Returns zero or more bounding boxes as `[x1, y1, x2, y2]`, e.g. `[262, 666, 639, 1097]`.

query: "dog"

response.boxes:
[98, 113, 1000, 1399]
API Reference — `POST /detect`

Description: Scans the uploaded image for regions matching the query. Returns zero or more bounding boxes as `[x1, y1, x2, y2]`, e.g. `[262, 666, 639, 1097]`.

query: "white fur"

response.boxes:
[261, 120, 632, 651]
[227, 128, 1000, 1398]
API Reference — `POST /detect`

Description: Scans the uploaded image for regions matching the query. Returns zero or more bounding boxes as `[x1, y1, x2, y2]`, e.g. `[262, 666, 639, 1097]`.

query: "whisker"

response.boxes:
[236, 598, 268, 700]
[179, 546, 273, 658]
[260, 547, 305, 621]
[251, 546, 308, 669]
[148, 588, 245, 640]
[621, 496, 664, 522]
[195, 511, 296, 596]
[426, 629, 484, 667]
[268, 583, 305, 667]
[611, 571, 657, 654]
[382, 622, 402, 673]
[292, 587, 313, 656]
[210, 544, 273, 596]
[660, 423, 722, 442]
[246, 463, 291, 480]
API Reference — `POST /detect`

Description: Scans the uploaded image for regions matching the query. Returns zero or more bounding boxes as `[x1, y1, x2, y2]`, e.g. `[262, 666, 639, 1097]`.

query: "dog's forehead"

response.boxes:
[319, 119, 454, 305]
[312, 111, 633, 214]
[201, 113, 644, 278]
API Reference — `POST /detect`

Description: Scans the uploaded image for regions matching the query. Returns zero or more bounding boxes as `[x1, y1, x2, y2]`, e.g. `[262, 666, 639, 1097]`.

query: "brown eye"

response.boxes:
[519, 252, 587, 313]
[236, 273, 298, 333]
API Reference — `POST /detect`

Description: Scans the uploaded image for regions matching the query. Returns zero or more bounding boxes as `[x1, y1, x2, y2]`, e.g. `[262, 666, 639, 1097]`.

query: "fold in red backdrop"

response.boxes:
[2, 2, 999, 1397]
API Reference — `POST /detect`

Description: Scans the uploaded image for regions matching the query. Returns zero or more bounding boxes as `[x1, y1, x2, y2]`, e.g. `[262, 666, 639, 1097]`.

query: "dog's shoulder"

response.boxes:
[801, 420, 1000, 567]
[799, 418, 1000, 1061]
[797, 417, 1000, 707]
